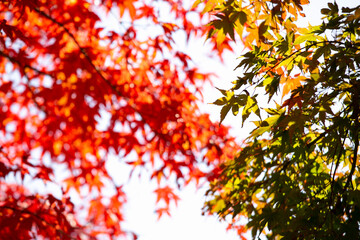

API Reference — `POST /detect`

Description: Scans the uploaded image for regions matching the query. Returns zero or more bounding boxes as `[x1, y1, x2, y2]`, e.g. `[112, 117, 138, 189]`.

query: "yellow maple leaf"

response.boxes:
[281, 75, 306, 98]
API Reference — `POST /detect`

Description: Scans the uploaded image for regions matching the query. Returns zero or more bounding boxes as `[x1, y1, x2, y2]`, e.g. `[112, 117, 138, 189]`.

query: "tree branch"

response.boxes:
[344, 83, 360, 191]
[0, 50, 52, 77]
[0, 205, 78, 240]
[33, 8, 123, 98]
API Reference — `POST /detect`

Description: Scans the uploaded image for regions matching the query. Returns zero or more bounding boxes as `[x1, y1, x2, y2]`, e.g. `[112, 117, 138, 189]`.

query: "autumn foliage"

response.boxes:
[199, 0, 360, 239]
[0, 0, 238, 239]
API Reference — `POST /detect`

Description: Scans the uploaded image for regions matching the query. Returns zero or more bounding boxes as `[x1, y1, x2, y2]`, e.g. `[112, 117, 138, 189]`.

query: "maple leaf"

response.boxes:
[280, 74, 306, 98]
[155, 207, 171, 220]
[154, 186, 180, 207]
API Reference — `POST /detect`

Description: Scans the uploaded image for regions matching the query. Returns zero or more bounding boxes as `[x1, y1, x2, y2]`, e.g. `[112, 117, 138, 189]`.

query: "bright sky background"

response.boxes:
[118, 1, 360, 240]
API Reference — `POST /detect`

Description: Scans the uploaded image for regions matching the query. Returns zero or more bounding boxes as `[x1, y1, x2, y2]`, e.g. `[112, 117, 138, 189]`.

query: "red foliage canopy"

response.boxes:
[0, 0, 237, 239]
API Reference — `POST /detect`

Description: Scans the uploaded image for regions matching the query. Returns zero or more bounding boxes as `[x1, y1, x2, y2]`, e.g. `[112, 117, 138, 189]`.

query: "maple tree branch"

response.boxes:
[257, 40, 354, 85]
[305, 122, 340, 149]
[343, 84, 360, 191]
[3, 9, 176, 158]
[0, 50, 52, 77]
[0, 50, 49, 113]
[33, 8, 123, 97]
[32, 9, 154, 121]
[329, 134, 346, 209]
[0, 205, 78, 240]
[31, 8, 159, 118]
[305, 131, 327, 148]
[32, 8, 189, 167]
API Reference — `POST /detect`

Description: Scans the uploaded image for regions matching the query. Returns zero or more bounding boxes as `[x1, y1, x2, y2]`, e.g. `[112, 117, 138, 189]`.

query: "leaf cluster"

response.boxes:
[0, 0, 239, 239]
[203, 1, 360, 239]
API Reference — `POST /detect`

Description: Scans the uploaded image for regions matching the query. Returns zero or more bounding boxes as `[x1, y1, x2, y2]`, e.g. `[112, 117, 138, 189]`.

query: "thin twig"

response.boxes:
[0, 50, 52, 78]
[343, 84, 360, 191]
[33, 8, 123, 97]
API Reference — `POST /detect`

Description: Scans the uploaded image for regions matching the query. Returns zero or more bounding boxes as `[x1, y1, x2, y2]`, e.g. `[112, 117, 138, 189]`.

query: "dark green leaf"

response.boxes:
[220, 104, 231, 124]
[212, 97, 227, 106]
[232, 103, 239, 116]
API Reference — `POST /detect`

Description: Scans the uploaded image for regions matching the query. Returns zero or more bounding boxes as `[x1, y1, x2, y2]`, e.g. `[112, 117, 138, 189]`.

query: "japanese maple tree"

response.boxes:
[0, 0, 238, 239]
[198, 0, 360, 239]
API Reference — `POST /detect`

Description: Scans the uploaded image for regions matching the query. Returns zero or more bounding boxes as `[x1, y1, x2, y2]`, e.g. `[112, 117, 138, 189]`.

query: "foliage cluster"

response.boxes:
[197, 0, 360, 239]
[0, 0, 237, 239]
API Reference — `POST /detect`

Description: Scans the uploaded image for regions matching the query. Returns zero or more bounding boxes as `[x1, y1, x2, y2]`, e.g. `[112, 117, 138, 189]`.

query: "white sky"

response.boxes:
[120, 1, 360, 240]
